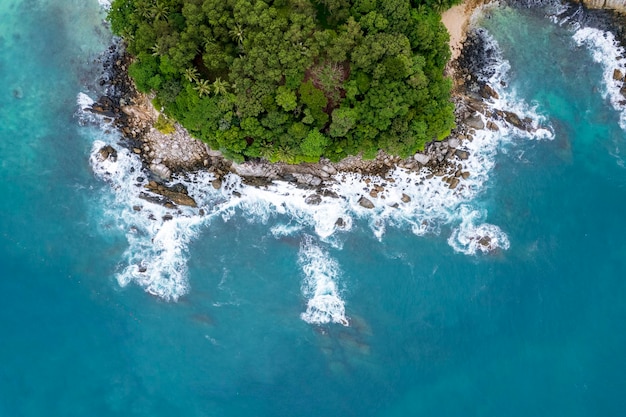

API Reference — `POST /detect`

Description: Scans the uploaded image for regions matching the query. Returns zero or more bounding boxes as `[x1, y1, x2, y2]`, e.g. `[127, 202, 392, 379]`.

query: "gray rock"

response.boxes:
[464, 114, 485, 130]
[150, 163, 171, 180]
[413, 153, 430, 165]
[305, 194, 322, 205]
[447, 138, 460, 149]
[358, 196, 375, 209]
[322, 165, 337, 175]
[455, 150, 469, 160]
[293, 173, 322, 187]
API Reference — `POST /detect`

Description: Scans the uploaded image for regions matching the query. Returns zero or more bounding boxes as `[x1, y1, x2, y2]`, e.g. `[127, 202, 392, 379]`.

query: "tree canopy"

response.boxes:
[108, 0, 459, 163]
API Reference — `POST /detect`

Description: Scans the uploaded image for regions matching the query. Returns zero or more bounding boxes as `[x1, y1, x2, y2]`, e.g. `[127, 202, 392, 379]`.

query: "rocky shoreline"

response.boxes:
[86, 1, 626, 211]
[87, 45, 492, 209]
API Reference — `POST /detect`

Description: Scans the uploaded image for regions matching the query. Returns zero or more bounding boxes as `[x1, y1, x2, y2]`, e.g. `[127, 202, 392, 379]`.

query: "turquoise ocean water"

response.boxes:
[1, 0, 626, 415]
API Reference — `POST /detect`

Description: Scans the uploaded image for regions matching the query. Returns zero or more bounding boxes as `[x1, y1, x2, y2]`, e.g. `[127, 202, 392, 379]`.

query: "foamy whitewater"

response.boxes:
[573, 27, 626, 130]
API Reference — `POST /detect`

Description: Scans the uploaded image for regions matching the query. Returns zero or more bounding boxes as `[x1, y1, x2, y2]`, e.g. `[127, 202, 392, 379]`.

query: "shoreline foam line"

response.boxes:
[573, 26, 626, 130]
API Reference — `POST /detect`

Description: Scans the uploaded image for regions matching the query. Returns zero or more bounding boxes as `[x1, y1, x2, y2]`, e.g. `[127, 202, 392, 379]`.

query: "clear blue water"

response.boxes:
[2, 1, 626, 416]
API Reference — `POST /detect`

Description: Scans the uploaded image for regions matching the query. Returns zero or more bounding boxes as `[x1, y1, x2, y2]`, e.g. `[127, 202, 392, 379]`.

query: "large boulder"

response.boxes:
[358, 196, 375, 209]
[413, 153, 431, 165]
[144, 181, 197, 207]
[150, 163, 171, 180]
[464, 114, 485, 130]
[98, 145, 117, 162]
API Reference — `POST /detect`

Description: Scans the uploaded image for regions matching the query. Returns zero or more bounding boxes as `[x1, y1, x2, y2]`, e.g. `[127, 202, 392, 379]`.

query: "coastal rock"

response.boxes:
[464, 114, 485, 130]
[211, 178, 222, 189]
[144, 181, 197, 207]
[447, 138, 460, 149]
[358, 196, 375, 209]
[305, 194, 322, 205]
[335, 217, 345, 228]
[503, 111, 530, 131]
[150, 163, 171, 180]
[232, 162, 279, 179]
[98, 145, 117, 162]
[293, 173, 322, 187]
[401, 193, 411, 203]
[455, 150, 469, 160]
[322, 165, 337, 175]
[487, 120, 499, 131]
[480, 84, 499, 100]
[613, 69, 624, 81]
[414, 153, 431, 165]
[449, 177, 460, 189]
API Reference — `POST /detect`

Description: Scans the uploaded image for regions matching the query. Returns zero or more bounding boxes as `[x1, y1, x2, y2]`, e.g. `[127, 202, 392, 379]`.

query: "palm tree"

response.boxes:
[183, 67, 199, 83]
[150, 42, 166, 57]
[213, 78, 230, 96]
[194, 80, 212, 97]
[229, 23, 244, 45]
[150, 1, 169, 21]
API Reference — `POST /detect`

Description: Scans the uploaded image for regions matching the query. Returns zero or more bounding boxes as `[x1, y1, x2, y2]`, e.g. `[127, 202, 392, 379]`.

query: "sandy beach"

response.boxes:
[442, 0, 480, 62]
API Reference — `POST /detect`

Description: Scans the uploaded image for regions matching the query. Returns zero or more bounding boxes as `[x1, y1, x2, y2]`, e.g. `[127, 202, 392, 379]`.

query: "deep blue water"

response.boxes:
[2, 1, 626, 416]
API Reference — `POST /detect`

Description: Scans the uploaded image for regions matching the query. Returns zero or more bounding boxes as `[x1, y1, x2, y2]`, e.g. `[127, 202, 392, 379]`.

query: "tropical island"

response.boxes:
[107, 0, 461, 164]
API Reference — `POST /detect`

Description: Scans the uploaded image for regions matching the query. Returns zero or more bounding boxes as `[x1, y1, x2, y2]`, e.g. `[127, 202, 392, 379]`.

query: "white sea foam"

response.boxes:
[448, 206, 510, 255]
[573, 27, 626, 129]
[298, 237, 348, 326]
[89, 139, 209, 300]
[77, 92, 94, 109]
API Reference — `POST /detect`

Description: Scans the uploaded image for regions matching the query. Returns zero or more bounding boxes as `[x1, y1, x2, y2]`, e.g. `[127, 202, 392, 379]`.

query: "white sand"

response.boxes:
[442, 1, 476, 61]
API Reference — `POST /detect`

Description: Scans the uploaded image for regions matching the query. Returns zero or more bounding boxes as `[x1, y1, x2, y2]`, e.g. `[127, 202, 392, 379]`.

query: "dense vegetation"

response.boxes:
[108, 0, 459, 163]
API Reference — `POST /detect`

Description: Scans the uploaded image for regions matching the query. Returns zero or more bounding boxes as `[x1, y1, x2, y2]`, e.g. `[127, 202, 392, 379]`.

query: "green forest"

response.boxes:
[108, 0, 459, 163]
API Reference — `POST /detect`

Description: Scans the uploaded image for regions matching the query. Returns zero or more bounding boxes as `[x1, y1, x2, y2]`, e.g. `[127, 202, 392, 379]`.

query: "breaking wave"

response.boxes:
[448, 206, 511, 255]
[298, 237, 348, 326]
[572, 26, 626, 130]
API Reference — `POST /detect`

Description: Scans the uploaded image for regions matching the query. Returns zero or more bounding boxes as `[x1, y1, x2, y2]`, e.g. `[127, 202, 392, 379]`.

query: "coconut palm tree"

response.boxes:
[150, 1, 169, 21]
[194, 79, 212, 97]
[229, 23, 244, 45]
[183, 67, 199, 83]
[150, 42, 166, 57]
[212, 78, 230, 96]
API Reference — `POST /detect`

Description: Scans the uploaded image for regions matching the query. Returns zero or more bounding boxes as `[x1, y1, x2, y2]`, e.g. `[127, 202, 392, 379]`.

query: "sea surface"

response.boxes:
[1, 0, 626, 415]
